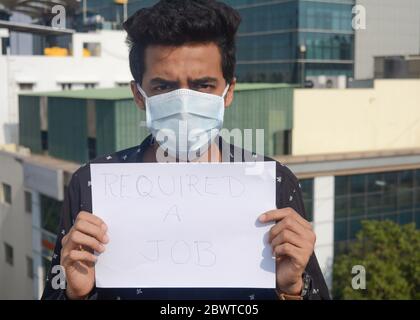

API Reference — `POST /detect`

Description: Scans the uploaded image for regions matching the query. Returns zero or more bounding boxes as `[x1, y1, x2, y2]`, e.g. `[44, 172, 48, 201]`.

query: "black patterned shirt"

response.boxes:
[41, 135, 330, 300]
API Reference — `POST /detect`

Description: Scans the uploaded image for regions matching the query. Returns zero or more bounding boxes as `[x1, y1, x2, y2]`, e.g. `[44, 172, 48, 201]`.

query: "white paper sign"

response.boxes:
[90, 162, 277, 288]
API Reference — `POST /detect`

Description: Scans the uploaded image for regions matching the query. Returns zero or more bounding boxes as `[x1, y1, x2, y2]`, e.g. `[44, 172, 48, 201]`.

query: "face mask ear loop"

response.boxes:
[137, 83, 152, 129]
[222, 84, 230, 99]
[136, 83, 149, 99]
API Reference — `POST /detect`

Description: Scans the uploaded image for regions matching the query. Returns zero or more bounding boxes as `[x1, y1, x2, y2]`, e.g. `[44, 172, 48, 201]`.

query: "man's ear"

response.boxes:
[131, 80, 146, 110]
[224, 78, 236, 109]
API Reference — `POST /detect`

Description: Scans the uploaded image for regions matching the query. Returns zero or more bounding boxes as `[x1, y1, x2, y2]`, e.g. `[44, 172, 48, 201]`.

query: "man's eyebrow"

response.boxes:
[149, 77, 179, 86]
[189, 77, 218, 84]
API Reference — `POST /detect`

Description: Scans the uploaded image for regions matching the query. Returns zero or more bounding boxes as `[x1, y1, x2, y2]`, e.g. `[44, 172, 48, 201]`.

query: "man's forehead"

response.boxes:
[143, 43, 223, 80]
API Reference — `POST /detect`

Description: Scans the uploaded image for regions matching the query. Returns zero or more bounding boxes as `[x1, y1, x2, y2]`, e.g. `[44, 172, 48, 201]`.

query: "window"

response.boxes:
[349, 218, 362, 240]
[18, 83, 35, 91]
[4, 243, 13, 266]
[84, 83, 97, 89]
[335, 176, 349, 196]
[116, 82, 130, 87]
[350, 175, 365, 194]
[349, 194, 365, 217]
[334, 220, 347, 242]
[40, 194, 62, 234]
[25, 191, 32, 214]
[399, 211, 414, 225]
[1, 183, 12, 205]
[61, 83, 73, 90]
[26, 256, 33, 279]
[335, 196, 348, 219]
[335, 169, 420, 247]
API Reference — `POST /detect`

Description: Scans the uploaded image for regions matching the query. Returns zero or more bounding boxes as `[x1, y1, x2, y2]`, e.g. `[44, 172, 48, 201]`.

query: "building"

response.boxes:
[225, 0, 355, 83]
[46, 0, 356, 84]
[0, 145, 77, 299]
[276, 149, 420, 289]
[0, 145, 34, 299]
[292, 79, 420, 155]
[65, 0, 420, 84]
[288, 78, 420, 287]
[0, 29, 132, 145]
[354, 0, 420, 80]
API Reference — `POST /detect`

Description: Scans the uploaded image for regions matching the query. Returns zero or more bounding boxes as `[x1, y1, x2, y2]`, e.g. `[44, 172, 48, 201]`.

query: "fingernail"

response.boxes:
[259, 214, 266, 222]
[103, 234, 109, 243]
[101, 224, 108, 232]
[98, 245, 105, 253]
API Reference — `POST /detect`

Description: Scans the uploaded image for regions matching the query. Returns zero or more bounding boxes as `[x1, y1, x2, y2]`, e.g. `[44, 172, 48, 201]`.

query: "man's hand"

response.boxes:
[60, 211, 109, 300]
[259, 208, 316, 296]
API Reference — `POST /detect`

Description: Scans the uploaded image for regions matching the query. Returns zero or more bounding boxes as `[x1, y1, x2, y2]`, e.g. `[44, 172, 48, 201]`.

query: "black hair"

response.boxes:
[122, 0, 241, 85]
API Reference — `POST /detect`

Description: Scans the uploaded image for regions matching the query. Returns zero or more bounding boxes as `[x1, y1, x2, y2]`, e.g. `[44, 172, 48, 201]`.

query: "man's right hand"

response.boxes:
[60, 211, 109, 300]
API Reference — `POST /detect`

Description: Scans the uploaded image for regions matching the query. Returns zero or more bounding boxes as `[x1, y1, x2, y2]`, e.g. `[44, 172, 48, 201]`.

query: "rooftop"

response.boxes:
[21, 83, 295, 100]
[275, 148, 420, 179]
[4, 143, 420, 181]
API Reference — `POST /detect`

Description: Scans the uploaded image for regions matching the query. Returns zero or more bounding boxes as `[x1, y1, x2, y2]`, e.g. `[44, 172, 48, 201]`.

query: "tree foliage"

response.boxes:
[333, 220, 420, 300]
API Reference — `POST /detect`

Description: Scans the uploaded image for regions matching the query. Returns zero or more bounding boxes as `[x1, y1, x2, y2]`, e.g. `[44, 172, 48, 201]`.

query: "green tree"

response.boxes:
[333, 220, 420, 300]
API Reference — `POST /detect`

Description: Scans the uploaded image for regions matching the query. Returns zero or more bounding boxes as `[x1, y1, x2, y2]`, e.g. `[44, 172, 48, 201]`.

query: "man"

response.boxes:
[42, 0, 330, 300]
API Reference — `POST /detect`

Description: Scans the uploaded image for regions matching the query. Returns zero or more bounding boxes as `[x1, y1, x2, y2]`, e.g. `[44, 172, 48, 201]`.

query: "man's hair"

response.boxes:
[122, 0, 241, 85]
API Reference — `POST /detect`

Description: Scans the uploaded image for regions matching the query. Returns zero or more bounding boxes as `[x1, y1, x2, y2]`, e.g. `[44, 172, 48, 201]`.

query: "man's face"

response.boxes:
[131, 42, 236, 109]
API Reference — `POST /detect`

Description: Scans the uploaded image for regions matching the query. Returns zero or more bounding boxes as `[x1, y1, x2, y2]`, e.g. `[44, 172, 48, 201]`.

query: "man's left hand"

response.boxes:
[259, 208, 316, 296]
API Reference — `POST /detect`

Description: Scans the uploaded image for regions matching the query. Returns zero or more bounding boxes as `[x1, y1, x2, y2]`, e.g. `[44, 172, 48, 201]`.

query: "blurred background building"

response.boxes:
[226, 0, 355, 84]
[0, 0, 419, 299]
[354, 0, 420, 80]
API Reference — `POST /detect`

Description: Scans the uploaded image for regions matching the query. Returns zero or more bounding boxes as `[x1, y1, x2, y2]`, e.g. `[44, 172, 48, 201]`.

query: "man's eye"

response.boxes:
[195, 84, 214, 90]
[153, 83, 178, 93]
[154, 85, 170, 91]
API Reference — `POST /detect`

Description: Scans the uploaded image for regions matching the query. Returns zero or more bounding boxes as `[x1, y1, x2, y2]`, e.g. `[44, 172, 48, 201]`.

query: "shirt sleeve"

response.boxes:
[40, 171, 97, 300]
[276, 163, 331, 300]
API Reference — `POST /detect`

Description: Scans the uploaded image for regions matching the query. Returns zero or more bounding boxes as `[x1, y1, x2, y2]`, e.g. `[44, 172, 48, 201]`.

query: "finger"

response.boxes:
[271, 229, 307, 250]
[74, 219, 109, 244]
[260, 208, 312, 230]
[77, 211, 107, 229]
[273, 242, 304, 261]
[64, 249, 97, 265]
[269, 216, 314, 243]
[262, 208, 312, 230]
[67, 230, 106, 253]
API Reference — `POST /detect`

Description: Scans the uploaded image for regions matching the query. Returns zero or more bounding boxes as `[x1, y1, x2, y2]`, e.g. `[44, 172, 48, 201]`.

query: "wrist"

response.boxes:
[65, 287, 89, 300]
[277, 277, 303, 296]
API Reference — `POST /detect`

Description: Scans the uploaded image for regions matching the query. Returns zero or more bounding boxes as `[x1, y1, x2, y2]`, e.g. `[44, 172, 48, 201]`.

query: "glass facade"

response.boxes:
[300, 178, 314, 222]
[225, 0, 355, 83]
[334, 170, 420, 254]
[72, 0, 354, 83]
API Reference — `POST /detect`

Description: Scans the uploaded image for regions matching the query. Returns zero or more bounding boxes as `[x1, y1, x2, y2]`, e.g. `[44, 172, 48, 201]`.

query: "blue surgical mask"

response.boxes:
[137, 84, 229, 160]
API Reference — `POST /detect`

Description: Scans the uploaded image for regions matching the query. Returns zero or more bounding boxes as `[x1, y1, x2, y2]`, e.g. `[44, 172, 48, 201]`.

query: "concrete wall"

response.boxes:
[0, 151, 33, 299]
[313, 176, 334, 292]
[292, 79, 420, 156]
[355, 0, 420, 79]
